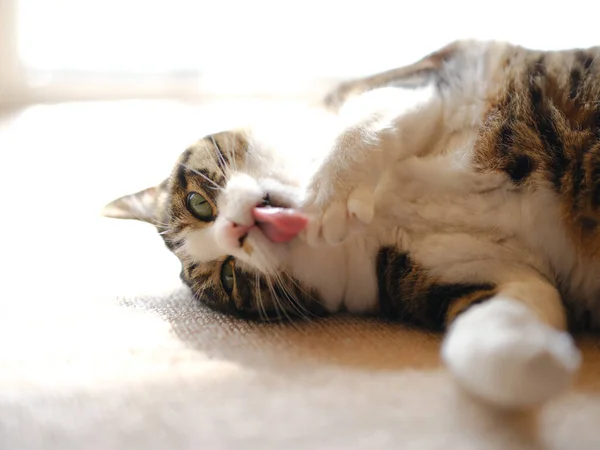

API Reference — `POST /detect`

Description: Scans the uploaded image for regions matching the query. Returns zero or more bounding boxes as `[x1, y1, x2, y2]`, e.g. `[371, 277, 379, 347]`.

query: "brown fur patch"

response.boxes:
[473, 45, 600, 258]
[376, 247, 497, 330]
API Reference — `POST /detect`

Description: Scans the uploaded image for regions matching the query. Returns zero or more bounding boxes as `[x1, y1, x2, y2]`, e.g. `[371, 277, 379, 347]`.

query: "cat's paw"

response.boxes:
[441, 297, 581, 409]
[303, 183, 375, 247]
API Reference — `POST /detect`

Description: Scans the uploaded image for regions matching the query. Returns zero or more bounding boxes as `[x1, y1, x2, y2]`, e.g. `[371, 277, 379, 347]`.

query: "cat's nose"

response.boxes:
[225, 220, 253, 243]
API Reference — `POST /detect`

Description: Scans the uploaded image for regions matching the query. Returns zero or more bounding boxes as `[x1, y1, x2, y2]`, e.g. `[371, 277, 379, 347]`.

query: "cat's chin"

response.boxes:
[232, 228, 289, 276]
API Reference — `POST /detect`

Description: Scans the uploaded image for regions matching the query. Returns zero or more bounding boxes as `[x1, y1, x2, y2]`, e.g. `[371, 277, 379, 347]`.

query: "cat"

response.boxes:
[104, 40, 600, 409]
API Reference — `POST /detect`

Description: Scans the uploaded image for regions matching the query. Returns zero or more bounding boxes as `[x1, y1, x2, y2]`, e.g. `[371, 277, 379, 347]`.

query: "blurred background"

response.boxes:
[2, 0, 600, 109]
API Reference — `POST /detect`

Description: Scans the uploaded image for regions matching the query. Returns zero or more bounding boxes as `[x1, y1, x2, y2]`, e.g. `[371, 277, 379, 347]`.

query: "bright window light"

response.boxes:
[18, 0, 600, 80]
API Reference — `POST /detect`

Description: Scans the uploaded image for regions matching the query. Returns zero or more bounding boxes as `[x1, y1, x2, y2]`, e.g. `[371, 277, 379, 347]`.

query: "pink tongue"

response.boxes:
[252, 207, 308, 243]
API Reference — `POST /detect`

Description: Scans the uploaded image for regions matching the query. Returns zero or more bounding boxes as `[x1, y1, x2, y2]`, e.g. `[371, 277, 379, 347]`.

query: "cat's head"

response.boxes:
[104, 115, 334, 320]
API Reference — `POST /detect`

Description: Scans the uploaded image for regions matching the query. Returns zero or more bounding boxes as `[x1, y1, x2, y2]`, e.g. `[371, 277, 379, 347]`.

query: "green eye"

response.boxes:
[220, 258, 235, 295]
[186, 192, 214, 221]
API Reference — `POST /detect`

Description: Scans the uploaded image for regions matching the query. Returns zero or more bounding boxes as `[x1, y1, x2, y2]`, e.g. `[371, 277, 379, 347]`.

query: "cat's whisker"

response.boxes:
[254, 247, 281, 322]
[120, 208, 172, 229]
[278, 270, 316, 322]
[265, 275, 298, 327]
[269, 268, 311, 322]
[179, 162, 224, 191]
[255, 271, 269, 322]
[268, 280, 284, 323]
[253, 272, 260, 320]
[257, 248, 313, 322]
[225, 132, 238, 172]
[252, 246, 289, 323]
[190, 279, 207, 308]
[278, 266, 315, 301]
[140, 214, 172, 228]
[182, 282, 199, 308]
[209, 135, 230, 180]
[156, 221, 178, 235]
[248, 254, 266, 321]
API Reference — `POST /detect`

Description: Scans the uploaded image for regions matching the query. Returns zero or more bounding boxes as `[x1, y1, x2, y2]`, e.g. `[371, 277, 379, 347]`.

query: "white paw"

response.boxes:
[303, 184, 374, 247]
[441, 298, 581, 409]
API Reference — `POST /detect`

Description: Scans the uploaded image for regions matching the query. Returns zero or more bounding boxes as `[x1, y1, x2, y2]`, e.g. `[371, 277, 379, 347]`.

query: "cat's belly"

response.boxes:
[287, 236, 380, 313]
[377, 176, 600, 329]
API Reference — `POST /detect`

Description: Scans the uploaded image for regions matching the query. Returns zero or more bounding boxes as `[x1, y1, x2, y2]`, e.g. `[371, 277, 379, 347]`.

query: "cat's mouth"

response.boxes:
[250, 207, 308, 244]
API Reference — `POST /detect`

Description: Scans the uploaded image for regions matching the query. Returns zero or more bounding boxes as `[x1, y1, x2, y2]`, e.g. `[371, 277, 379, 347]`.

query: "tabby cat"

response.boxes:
[105, 40, 600, 409]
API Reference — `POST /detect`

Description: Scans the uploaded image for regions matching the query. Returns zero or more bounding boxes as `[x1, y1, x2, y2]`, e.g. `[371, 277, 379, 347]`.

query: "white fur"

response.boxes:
[441, 297, 580, 408]
[183, 228, 222, 264]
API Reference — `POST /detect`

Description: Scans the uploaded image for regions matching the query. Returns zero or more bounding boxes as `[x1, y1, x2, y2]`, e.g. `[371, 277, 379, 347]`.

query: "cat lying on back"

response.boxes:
[105, 40, 600, 409]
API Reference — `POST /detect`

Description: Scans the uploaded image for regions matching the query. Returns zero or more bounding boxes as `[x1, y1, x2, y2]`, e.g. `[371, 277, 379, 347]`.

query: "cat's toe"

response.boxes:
[347, 184, 375, 224]
[302, 184, 375, 247]
[322, 200, 349, 245]
[441, 298, 581, 409]
[305, 201, 352, 247]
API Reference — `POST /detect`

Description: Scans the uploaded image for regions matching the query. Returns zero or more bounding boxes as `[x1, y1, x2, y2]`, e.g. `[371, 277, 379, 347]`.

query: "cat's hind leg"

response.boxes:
[441, 274, 581, 409]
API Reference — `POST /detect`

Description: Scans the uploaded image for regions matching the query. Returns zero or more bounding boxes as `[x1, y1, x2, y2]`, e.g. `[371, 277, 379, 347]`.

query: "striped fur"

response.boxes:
[376, 246, 497, 330]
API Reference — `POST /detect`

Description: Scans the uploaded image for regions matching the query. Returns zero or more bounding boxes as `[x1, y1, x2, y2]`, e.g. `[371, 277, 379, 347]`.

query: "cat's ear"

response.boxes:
[102, 181, 167, 224]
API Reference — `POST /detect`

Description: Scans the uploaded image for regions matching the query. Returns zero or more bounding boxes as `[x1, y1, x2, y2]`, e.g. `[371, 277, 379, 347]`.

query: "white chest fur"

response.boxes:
[288, 235, 379, 314]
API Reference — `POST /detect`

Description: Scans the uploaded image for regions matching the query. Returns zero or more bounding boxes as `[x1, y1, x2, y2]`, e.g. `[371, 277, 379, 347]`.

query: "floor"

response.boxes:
[1, 100, 599, 450]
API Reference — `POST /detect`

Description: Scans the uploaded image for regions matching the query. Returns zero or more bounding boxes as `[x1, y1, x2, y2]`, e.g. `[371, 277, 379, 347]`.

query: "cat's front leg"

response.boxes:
[303, 86, 443, 246]
[302, 125, 383, 247]
[441, 272, 581, 408]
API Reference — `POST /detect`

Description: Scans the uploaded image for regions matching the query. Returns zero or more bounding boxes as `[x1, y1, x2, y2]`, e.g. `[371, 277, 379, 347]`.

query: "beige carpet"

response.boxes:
[1, 101, 599, 450]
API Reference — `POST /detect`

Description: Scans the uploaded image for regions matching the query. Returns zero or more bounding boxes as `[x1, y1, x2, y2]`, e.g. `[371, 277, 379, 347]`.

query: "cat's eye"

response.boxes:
[220, 258, 235, 295]
[186, 192, 214, 221]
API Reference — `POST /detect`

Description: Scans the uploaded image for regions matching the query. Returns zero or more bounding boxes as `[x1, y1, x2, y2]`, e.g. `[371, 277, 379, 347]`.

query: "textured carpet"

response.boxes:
[1, 101, 599, 450]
